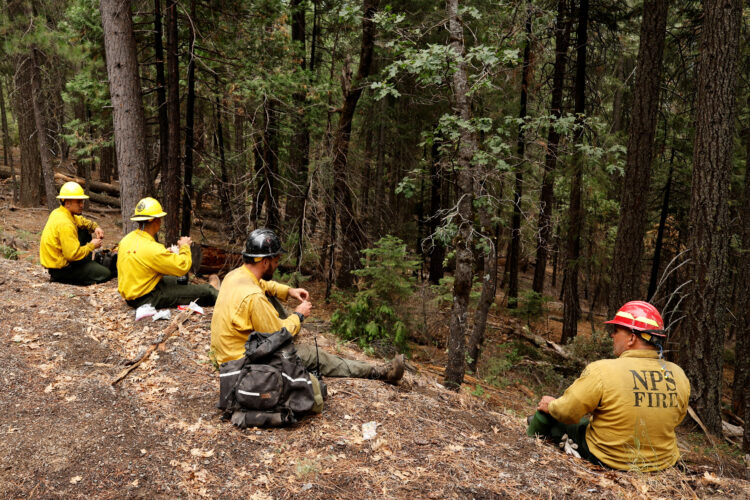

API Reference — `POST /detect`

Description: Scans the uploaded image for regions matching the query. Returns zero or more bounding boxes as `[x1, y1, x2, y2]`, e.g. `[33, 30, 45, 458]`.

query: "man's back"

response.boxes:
[549, 350, 690, 471]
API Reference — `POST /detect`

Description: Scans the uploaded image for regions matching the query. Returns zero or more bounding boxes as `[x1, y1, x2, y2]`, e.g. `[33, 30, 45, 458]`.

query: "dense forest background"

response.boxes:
[1, 0, 749, 449]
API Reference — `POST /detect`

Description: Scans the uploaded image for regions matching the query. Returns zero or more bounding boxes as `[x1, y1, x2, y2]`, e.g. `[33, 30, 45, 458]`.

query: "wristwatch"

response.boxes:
[294, 312, 305, 323]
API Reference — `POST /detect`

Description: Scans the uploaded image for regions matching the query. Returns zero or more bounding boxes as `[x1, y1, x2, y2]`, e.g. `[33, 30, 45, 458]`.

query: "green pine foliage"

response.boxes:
[330, 235, 421, 352]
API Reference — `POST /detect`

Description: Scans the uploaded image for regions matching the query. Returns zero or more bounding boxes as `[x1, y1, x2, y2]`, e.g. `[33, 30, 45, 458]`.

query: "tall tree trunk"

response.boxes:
[287, 0, 310, 232]
[680, 0, 741, 435]
[13, 54, 41, 207]
[467, 206, 497, 374]
[443, 0, 476, 391]
[647, 159, 673, 300]
[213, 88, 230, 232]
[561, 0, 589, 344]
[29, 48, 58, 211]
[428, 136, 445, 284]
[331, 0, 380, 289]
[100, 0, 150, 232]
[533, 0, 570, 295]
[261, 99, 280, 231]
[0, 78, 10, 169]
[608, 0, 669, 317]
[153, 0, 169, 216]
[508, 10, 532, 308]
[162, 0, 180, 242]
[181, 0, 196, 236]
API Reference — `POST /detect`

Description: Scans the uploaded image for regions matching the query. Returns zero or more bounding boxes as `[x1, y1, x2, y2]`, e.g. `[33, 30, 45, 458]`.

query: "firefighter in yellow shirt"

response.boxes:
[117, 197, 219, 308]
[211, 228, 404, 381]
[39, 182, 112, 285]
[527, 301, 690, 471]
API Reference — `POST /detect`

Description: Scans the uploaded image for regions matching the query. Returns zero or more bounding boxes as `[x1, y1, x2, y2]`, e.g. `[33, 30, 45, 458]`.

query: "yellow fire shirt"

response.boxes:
[210, 266, 301, 364]
[39, 206, 99, 269]
[548, 350, 690, 471]
[116, 229, 191, 300]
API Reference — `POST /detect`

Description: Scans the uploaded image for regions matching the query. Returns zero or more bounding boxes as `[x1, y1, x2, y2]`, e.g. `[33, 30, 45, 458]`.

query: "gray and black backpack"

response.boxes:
[218, 328, 325, 428]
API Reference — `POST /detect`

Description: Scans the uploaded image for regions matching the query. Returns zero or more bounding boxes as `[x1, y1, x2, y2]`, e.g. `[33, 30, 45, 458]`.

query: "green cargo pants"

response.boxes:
[47, 229, 113, 286]
[266, 294, 375, 378]
[126, 276, 218, 309]
[526, 411, 606, 467]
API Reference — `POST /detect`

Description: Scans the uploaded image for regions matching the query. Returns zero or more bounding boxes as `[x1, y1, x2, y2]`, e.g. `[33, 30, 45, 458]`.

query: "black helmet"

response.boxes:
[243, 228, 286, 258]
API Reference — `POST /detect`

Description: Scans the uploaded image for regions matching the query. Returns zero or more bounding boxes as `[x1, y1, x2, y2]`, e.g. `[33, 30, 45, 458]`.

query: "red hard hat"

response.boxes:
[605, 301, 666, 338]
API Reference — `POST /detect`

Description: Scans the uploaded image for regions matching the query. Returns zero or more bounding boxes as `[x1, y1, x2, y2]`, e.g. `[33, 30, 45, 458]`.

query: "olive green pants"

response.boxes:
[267, 294, 374, 378]
[127, 276, 218, 309]
[527, 411, 606, 467]
[47, 229, 113, 286]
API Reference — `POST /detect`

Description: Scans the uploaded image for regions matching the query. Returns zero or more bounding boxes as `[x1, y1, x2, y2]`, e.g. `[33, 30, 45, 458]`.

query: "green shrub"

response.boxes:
[330, 235, 419, 352]
[567, 328, 613, 364]
[0, 244, 18, 260]
[507, 290, 550, 324]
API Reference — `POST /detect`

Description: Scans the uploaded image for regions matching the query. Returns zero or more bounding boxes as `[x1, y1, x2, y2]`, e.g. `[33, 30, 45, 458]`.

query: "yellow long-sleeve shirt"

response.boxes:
[116, 229, 192, 300]
[548, 349, 690, 471]
[39, 206, 99, 269]
[210, 266, 301, 364]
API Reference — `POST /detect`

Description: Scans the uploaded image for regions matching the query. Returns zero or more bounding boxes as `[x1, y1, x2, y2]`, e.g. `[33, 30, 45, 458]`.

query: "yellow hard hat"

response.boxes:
[130, 197, 167, 221]
[56, 181, 89, 199]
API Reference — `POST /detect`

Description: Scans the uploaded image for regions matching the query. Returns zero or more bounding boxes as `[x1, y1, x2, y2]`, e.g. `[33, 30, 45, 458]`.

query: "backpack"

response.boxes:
[218, 328, 325, 428]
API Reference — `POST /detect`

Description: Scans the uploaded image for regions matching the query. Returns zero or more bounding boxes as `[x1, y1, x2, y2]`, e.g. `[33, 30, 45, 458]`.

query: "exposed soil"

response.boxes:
[1, 185, 749, 499]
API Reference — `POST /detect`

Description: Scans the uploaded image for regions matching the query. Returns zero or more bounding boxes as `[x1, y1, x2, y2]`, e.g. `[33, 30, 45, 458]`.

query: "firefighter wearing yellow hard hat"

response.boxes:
[116, 197, 219, 308]
[526, 301, 690, 471]
[39, 182, 113, 285]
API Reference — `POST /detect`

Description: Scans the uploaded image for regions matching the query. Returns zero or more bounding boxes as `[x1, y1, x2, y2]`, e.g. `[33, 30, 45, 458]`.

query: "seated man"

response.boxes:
[210, 228, 404, 386]
[117, 197, 218, 309]
[527, 301, 690, 471]
[40, 182, 112, 285]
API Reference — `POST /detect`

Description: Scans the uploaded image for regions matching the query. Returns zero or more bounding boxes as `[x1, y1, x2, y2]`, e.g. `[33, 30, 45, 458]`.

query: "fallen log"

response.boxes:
[196, 243, 243, 276]
[111, 310, 192, 385]
[54, 172, 120, 196]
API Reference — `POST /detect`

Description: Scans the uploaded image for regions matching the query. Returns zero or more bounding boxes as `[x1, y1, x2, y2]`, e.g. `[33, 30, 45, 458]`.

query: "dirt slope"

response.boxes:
[1, 200, 749, 498]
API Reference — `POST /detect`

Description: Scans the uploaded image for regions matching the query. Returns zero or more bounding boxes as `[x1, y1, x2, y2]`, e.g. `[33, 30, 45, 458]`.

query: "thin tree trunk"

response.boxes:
[533, 0, 570, 294]
[29, 48, 58, 211]
[608, 0, 669, 318]
[163, 0, 180, 242]
[508, 10, 532, 308]
[213, 87, 230, 232]
[647, 159, 673, 300]
[181, 0, 196, 236]
[153, 0, 169, 205]
[331, 0, 380, 288]
[467, 208, 497, 374]
[680, 0, 741, 435]
[443, 0, 476, 391]
[0, 78, 10, 169]
[100, 0, 150, 232]
[428, 136, 445, 284]
[561, 0, 589, 345]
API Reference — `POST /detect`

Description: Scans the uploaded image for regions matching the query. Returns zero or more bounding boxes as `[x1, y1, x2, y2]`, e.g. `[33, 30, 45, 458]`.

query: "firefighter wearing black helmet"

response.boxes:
[210, 228, 405, 410]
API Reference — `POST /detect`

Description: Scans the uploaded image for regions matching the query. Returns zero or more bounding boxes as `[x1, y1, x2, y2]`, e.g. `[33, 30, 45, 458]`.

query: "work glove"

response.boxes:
[558, 433, 581, 458]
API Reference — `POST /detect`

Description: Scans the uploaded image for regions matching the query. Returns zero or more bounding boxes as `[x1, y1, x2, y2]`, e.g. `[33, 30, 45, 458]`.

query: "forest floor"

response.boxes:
[1, 182, 749, 499]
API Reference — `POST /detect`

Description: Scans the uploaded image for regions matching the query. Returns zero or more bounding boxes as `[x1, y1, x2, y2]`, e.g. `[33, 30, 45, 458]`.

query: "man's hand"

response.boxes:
[537, 395, 556, 413]
[295, 300, 312, 317]
[94, 227, 104, 239]
[288, 288, 310, 302]
[177, 236, 192, 248]
[91, 238, 103, 249]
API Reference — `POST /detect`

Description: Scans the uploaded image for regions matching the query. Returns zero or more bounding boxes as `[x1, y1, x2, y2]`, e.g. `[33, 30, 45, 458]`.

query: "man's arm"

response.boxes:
[545, 364, 603, 424]
[144, 240, 192, 276]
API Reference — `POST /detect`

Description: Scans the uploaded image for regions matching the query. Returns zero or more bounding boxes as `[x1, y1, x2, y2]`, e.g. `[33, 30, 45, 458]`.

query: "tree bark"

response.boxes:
[533, 0, 571, 295]
[29, 48, 58, 211]
[0, 78, 10, 170]
[100, 0, 150, 232]
[181, 0, 197, 236]
[467, 206, 497, 374]
[679, 0, 741, 435]
[508, 10, 532, 308]
[443, 0, 476, 391]
[608, 0, 669, 318]
[561, 0, 589, 344]
[162, 0, 181, 242]
[153, 0, 170, 219]
[331, 0, 380, 288]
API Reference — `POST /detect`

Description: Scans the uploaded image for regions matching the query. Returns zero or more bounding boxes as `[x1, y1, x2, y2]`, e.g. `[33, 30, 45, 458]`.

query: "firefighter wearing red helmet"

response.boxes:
[527, 301, 691, 471]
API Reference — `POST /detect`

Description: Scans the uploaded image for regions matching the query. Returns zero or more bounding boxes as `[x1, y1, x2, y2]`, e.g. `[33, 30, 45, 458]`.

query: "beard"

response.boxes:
[262, 267, 275, 280]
